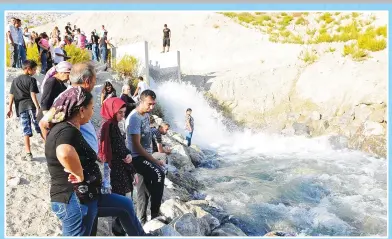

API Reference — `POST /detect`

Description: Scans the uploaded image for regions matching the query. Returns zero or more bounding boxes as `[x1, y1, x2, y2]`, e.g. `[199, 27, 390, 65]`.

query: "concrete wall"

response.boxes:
[149, 51, 181, 82]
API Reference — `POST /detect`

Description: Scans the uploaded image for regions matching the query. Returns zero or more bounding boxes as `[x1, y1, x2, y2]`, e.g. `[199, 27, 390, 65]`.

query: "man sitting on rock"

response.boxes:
[135, 121, 172, 224]
[126, 89, 166, 225]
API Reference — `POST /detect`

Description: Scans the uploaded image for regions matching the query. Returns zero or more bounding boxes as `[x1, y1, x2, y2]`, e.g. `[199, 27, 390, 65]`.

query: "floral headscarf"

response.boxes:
[45, 86, 88, 124]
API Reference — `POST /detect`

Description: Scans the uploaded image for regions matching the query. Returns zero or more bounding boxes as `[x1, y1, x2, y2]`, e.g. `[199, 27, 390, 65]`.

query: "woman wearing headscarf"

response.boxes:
[37, 61, 72, 122]
[44, 87, 145, 236]
[98, 97, 138, 236]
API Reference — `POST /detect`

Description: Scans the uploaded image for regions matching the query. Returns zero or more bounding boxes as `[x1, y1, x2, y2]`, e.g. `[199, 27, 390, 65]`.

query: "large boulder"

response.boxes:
[167, 145, 195, 172]
[187, 145, 207, 167]
[170, 213, 203, 236]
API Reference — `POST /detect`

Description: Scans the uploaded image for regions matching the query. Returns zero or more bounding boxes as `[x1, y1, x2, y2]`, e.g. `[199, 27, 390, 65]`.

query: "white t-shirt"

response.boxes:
[9, 25, 19, 44]
[54, 47, 64, 64]
[23, 32, 31, 44]
[138, 81, 149, 95]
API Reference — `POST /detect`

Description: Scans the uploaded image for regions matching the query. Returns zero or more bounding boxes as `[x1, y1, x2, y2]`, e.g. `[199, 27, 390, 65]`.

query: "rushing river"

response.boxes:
[153, 80, 387, 237]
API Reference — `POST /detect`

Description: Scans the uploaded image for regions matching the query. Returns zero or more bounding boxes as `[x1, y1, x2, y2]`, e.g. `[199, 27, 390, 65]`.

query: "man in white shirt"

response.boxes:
[15, 19, 26, 68]
[132, 76, 149, 102]
[54, 41, 70, 65]
[23, 27, 32, 47]
[7, 17, 19, 68]
[100, 25, 107, 38]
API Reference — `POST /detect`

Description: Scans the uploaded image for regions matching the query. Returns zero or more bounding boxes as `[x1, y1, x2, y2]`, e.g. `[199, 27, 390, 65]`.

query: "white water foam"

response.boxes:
[151, 80, 387, 236]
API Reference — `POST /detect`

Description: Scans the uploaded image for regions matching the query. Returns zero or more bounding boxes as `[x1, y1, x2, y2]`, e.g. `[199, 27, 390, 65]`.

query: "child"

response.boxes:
[132, 76, 149, 102]
[7, 60, 43, 160]
[185, 108, 194, 147]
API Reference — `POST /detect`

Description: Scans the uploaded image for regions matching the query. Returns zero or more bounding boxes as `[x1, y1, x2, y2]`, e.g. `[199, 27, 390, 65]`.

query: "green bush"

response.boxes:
[376, 26, 387, 37]
[26, 44, 40, 65]
[357, 34, 387, 52]
[64, 44, 91, 64]
[343, 43, 368, 61]
[237, 12, 254, 23]
[319, 12, 334, 24]
[113, 54, 139, 78]
[6, 44, 10, 67]
[299, 49, 318, 64]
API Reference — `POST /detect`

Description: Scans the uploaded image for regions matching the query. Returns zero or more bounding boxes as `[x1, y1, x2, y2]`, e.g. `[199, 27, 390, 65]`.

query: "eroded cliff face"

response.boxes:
[207, 49, 387, 158]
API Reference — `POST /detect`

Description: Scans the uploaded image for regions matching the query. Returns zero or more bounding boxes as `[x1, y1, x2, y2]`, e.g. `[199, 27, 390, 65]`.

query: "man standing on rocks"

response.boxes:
[126, 89, 166, 225]
[162, 24, 171, 53]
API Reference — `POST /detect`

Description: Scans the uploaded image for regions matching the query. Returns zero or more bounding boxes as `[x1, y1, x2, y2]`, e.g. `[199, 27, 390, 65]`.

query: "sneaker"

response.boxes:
[25, 153, 33, 161]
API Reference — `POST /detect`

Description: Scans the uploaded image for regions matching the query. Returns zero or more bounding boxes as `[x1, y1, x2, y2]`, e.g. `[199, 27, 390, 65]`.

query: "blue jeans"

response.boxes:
[185, 131, 193, 147]
[92, 44, 99, 61]
[10, 43, 18, 68]
[51, 192, 145, 236]
[100, 47, 107, 63]
[19, 109, 41, 137]
[40, 50, 47, 74]
[18, 45, 26, 68]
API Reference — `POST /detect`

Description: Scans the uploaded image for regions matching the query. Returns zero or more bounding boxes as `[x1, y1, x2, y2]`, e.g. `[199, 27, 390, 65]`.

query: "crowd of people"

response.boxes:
[6, 17, 114, 75]
[5, 14, 195, 236]
[7, 15, 173, 73]
[7, 58, 193, 237]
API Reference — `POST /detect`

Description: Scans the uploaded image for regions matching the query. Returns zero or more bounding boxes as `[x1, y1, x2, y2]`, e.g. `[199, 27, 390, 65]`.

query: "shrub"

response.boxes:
[376, 25, 387, 37]
[113, 54, 139, 78]
[279, 15, 293, 27]
[306, 28, 317, 36]
[299, 49, 318, 64]
[343, 43, 368, 60]
[315, 32, 334, 43]
[319, 12, 334, 24]
[357, 35, 387, 51]
[26, 44, 40, 65]
[64, 44, 91, 64]
[6, 44, 11, 67]
[295, 17, 306, 25]
[237, 12, 254, 23]
[222, 12, 237, 18]
[352, 12, 360, 18]
[326, 47, 336, 53]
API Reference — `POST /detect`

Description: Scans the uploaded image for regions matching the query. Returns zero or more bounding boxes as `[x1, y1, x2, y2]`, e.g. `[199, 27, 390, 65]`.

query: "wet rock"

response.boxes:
[187, 145, 207, 167]
[264, 231, 297, 236]
[167, 145, 195, 172]
[328, 135, 349, 150]
[158, 225, 182, 236]
[143, 219, 166, 233]
[211, 222, 247, 236]
[292, 122, 310, 136]
[171, 213, 203, 236]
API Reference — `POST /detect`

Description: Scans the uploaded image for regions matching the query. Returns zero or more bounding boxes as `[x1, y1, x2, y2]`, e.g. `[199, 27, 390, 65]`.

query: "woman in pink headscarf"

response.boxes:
[37, 61, 72, 122]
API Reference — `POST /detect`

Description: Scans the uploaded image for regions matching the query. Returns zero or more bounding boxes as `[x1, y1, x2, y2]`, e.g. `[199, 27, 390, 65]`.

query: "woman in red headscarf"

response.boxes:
[98, 97, 137, 236]
[98, 97, 136, 196]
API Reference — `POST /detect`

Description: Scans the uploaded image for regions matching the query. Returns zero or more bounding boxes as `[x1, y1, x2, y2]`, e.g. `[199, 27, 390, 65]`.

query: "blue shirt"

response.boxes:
[80, 120, 98, 153]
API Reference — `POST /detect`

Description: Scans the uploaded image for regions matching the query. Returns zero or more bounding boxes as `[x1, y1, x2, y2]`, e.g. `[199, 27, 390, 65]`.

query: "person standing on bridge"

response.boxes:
[162, 24, 171, 53]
